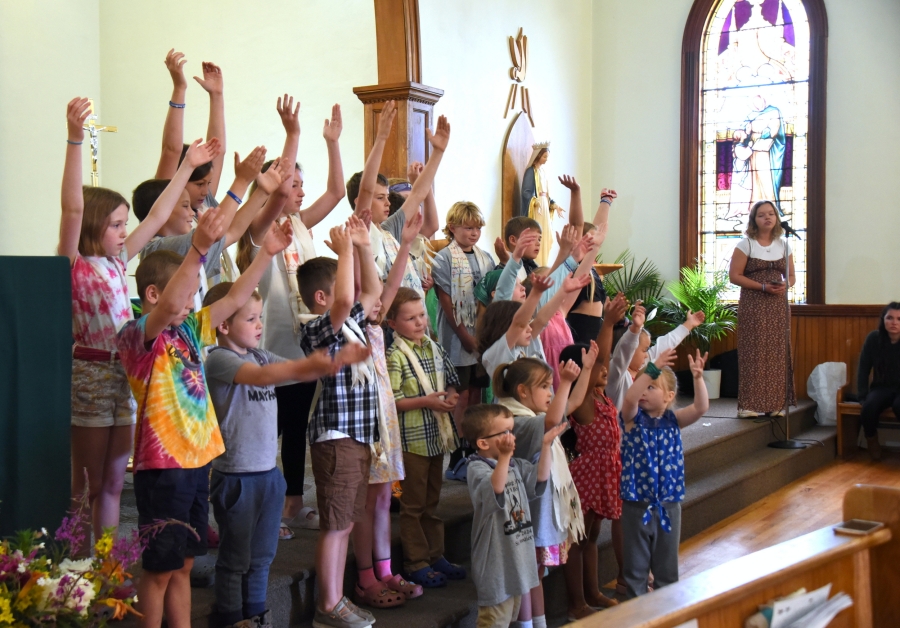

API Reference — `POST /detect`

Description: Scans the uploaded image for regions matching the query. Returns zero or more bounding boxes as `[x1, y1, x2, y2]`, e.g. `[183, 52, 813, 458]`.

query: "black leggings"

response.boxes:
[276, 381, 316, 496]
[860, 388, 900, 438]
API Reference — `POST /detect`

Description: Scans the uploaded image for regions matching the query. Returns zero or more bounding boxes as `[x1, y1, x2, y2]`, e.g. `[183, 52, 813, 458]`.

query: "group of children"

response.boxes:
[60, 49, 711, 628]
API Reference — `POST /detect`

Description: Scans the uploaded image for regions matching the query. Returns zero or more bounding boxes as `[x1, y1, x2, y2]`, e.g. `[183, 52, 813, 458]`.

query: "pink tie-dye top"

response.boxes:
[71, 250, 132, 352]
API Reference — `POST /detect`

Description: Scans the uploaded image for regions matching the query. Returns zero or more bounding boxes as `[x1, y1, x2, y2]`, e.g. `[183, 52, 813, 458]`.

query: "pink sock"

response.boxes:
[358, 567, 378, 589]
[374, 559, 393, 581]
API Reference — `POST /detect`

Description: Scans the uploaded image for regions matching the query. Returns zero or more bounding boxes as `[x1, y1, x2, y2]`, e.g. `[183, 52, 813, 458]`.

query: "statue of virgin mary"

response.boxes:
[521, 141, 564, 266]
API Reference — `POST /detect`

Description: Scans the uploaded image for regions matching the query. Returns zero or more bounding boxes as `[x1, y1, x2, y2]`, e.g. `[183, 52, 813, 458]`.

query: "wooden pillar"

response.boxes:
[353, 0, 443, 179]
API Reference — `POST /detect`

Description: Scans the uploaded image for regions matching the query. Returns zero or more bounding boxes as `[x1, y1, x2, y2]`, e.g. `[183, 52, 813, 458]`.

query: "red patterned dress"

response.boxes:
[569, 392, 622, 520]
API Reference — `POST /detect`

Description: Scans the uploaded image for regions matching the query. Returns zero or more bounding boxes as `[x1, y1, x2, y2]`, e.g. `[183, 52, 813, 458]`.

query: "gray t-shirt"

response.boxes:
[511, 414, 565, 547]
[206, 347, 285, 473]
[140, 232, 227, 311]
[467, 456, 546, 606]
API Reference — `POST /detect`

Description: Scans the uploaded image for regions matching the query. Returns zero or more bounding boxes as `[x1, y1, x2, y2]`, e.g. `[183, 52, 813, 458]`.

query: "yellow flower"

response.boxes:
[94, 534, 113, 559]
[0, 596, 15, 626]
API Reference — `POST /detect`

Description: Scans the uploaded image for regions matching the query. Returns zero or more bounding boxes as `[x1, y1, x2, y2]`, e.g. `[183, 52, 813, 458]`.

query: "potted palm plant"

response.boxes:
[655, 265, 737, 399]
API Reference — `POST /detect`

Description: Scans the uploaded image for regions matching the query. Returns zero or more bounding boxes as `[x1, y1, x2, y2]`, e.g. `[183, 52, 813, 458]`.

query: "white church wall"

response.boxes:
[0, 1, 101, 257]
[419, 0, 594, 254]
[591, 0, 900, 304]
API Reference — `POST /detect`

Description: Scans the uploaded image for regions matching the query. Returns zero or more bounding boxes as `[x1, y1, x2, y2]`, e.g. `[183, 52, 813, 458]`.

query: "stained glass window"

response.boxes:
[699, 0, 809, 303]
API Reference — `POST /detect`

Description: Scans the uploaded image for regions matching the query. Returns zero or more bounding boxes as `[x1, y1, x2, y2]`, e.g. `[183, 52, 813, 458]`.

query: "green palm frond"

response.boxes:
[602, 250, 665, 305]
[657, 266, 737, 353]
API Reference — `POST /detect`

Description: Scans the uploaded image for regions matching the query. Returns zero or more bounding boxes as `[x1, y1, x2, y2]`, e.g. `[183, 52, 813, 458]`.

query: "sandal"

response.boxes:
[278, 522, 294, 541]
[431, 557, 466, 580]
[282, 506, 319, 531]
[354, 581, 406, 609]
[586, 592, 619, 608]
[381, 574, 423, 599]
[405, 566, 447, 588]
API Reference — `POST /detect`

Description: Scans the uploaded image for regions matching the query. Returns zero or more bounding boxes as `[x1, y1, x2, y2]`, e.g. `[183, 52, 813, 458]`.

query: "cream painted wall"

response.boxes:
[0, 1, 101, 256]
[591, 0, 900, 304]
[420, 0, 594, 255]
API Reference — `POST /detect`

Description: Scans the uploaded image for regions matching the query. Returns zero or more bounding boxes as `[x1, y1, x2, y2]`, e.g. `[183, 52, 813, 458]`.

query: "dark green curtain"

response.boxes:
[0, 256, 71, 536]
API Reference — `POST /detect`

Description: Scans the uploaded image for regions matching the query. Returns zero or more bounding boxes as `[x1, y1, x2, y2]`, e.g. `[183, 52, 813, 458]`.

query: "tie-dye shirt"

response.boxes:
[117, 307, 225, 471]
[71, 250, 132, 352]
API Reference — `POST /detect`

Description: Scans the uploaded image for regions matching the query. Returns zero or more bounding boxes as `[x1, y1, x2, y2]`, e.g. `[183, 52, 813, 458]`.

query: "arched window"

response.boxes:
[680, 0, 827, 303]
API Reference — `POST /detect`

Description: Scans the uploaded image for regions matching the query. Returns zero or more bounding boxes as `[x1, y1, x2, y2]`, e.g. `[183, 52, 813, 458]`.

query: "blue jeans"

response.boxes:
[211, 467, 286, 622]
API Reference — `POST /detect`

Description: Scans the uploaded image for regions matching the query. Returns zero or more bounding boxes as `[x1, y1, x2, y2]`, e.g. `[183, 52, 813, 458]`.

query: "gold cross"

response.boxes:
[82, 99, 117, 187]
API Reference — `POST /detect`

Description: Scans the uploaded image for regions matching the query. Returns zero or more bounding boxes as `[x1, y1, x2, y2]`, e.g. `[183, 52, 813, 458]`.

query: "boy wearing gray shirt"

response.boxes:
[461, 404, 564, 628]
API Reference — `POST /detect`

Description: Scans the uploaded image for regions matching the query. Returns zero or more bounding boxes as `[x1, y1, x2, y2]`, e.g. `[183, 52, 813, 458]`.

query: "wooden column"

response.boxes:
[354, 0, 443, 179]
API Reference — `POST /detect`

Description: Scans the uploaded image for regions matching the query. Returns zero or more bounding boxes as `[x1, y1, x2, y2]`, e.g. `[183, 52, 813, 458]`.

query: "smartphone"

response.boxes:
[833, 519, 884, 536]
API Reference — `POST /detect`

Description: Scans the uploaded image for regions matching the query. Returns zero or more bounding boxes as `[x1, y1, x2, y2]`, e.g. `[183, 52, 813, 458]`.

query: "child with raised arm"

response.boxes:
[202, 279, 369, 628]
[59, 98, 218, 549]
[619, 348, 709, 598]
[115, 208, 292, 628]
[462, 404, 566, 628]
[295, 217, 384, 628]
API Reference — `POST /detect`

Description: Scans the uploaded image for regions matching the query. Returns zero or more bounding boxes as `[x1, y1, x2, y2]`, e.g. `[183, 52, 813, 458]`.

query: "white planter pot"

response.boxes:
[702, 369, 722, 400]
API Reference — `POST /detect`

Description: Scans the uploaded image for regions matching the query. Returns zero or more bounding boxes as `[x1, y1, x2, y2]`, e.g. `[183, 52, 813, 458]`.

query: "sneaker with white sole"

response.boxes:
[312, 597, 372, 628]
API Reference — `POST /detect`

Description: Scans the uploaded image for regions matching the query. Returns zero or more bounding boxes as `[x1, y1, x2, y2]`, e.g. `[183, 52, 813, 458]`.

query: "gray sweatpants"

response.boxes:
[621, 500, 681, 599]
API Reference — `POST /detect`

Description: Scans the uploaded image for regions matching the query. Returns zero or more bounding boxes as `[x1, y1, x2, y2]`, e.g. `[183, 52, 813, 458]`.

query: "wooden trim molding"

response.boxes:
[790, 304, 884, 318]
[352, 82, 444, 105]
[679, 0, 829, 303]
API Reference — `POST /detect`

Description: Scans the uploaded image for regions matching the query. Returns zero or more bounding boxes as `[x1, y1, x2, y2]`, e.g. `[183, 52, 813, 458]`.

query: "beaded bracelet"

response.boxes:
[169, 101, 186, 109]
[67, 140, 83, 145]
[191, 241, 208, 264]
[600, 197, 612, 205]
[226, 190, 243, 205]
[645, 362, 662, 380]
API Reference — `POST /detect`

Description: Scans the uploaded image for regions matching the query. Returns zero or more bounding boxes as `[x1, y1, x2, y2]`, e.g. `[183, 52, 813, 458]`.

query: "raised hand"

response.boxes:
[513, 228, 539, 262]
[263, 220, 293, 256]
[193, 61, 223, 95]
[377, 100, 397, 141]
[277, 94, 300, 136]
[544, 420, 569, 445]
[334, 343, 372, 368]
[631, 302, 646, 329]
[347, 215, 372, 248]
[493, 236, 510, 265]
[193, 206, 226, 253]
[66, 97, 92, 143]
[561, 273, 592, 294]
[401, 210, 423, 245]
[600, 188, 618, 201]
[408, 161, 423, 183]
[582, 340, 600, 372]
[234, 146, 267, 184]
[684, 309, 706, 330]
[556, 224, 579, 258]
[322, 104, 342, 142]
[164, 49, 187, 89]
[355, 208, 372, 230]
[687, 349, 709, 379]
[496, 432, 516, 457]
[653, 347, 678, 370]
[256, 157, 290, 195]
[427, 115, 451, 153]
[324, 224, 352, 257]
[604, 292, 628, 326]
[531, 273, 555, 294]
[558, 175, 580, 191]
[573, 232, 598, 261]
[559, 360, 582, 384]
[183, 137, 222, 169]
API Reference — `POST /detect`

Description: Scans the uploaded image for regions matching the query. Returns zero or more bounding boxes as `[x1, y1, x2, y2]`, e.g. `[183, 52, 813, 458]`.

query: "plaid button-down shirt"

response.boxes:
[299, 303, 379, 445]
[387, 336, 461, 457]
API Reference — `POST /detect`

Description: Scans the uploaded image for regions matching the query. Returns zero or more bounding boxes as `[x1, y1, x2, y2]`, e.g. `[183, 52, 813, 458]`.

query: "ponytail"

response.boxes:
[492, 357, 552, 401]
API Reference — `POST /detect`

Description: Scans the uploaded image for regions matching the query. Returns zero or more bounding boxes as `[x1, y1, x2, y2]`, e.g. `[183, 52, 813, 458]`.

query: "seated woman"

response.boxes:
[857, 302, 900, 461]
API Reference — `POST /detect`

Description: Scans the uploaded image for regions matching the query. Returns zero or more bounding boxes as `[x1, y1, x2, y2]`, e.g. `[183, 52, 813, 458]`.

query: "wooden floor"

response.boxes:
[677, 450, 900, 579]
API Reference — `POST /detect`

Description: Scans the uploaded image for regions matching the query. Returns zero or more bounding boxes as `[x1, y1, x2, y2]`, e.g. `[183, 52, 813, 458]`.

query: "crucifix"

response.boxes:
[82, 99, 117, 187]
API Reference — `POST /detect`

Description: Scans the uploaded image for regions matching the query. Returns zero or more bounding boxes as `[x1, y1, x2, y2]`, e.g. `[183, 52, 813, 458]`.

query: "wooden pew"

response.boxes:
[573, 519, 891, 627]
[836, 383, 898, 458]
[844, 485, 900, 628]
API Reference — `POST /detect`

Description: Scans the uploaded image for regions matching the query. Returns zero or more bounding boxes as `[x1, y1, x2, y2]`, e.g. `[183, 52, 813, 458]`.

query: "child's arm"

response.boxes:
[548, 224, 579, 275]
[545, 233, 599, 319]
[530, 273, 591, 336]
[246, 157, 293, 244]
[536, 422, 569, 482]
[491, 433, 516, 494]
[648, 309, 705, 360]
[621, 347, 677, 431]
[155, 49, 187, 179]
[209, 221, 292, 328]
[125, 138, 222, 260]
[572, 294, 627, 425]
[381, 211, 423, 314]
[251, 95, 300, 232]
[143, 207, 226, 341]
[356, 100, 396, 213]
[193, 61, 226, 197]
[232, 345, 371, 387]
[407, 162, 439, 237]
[559, 175, 584, 230]
[297, 104, 346, 229]
[502, 274, 552, 349]
[676, 350, 710, 427]
[545, 360, 580, 430]
[59, 98, 93, 264]
[590, 188, 616, 236]
[395, 115, 450, 222]
[493, 228, 539, 301]
[435, 287, 475, 353]
[322, 223, 355, 330]
[347, 215, 384, 317]
[566, 341, 599, 416]
[222, 147, 268, 247]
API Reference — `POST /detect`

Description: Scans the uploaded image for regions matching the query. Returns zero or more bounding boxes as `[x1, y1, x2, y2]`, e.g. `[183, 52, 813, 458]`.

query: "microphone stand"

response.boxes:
[769, 230, 806, 449]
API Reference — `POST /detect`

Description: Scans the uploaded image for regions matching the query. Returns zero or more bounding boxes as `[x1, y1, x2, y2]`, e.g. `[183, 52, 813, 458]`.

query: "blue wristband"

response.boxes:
[226, 190, 243, 205]
[67, 140, 83, 145]
[169, 101, 186, 109]
[600, 198, 612, 206]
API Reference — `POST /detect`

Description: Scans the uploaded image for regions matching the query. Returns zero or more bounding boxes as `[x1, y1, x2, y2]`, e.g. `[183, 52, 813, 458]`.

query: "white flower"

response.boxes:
[59, 557, 93, 574]
[17, 563, 26, 573]
[41, 527, 48, 535]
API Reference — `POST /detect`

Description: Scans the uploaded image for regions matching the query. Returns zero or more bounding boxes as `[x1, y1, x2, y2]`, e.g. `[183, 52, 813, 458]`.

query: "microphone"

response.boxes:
[781, 221, 801, 239]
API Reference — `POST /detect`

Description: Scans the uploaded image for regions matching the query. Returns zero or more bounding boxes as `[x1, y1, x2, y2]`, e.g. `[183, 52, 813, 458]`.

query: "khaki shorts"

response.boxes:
[477, 595, 522, 628]
[71, 359, 137, 427]
[310, 438, 371, 531]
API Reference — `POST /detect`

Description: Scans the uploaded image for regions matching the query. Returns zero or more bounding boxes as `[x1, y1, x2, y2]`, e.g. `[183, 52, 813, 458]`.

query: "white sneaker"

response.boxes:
[738, 410, 759, 418]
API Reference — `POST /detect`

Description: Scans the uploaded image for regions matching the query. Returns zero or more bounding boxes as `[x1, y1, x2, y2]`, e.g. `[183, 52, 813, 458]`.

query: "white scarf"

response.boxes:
[496, 397, 586, 544]
[393, 335, 458, 453]
[282, 214, 316, 333]
[448, 240, 492, 329]
[379, 225, 425, 298]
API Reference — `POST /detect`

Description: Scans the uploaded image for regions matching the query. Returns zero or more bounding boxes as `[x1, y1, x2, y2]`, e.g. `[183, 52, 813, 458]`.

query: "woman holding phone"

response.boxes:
[729, 200, 796, 417]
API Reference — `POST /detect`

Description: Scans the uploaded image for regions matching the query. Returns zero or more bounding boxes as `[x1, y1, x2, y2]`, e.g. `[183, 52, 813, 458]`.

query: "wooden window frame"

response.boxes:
[679, 0, 829, 303]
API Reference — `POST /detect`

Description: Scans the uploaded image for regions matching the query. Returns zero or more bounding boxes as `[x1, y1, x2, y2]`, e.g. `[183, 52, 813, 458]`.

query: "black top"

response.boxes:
[857, 330, 900, 398]
[571, 268, 607, 310]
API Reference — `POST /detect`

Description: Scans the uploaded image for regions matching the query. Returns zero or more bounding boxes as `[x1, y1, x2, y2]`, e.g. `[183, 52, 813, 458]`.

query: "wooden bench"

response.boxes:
[836, 384, 898, 458]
